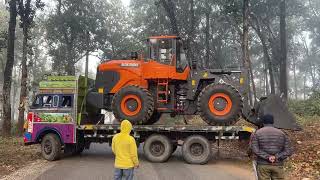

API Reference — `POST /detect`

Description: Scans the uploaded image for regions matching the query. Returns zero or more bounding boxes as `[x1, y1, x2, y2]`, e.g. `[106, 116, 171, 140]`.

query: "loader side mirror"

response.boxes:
[131, 52, 138, 60]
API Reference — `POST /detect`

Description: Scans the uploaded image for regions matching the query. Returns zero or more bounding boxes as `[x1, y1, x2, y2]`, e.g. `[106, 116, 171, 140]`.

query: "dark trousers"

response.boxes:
[114, 168, 134, 180]
[257, 164, 284, 180]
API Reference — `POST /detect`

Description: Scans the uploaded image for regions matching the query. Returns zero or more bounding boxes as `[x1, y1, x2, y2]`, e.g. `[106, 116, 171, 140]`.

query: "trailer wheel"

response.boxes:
[182, 135, 211, 164]
[112, 86, 154, 124]
[41, 133, 61, 161]
[198, 83, 243, 125]
[143, 134, 173, 162]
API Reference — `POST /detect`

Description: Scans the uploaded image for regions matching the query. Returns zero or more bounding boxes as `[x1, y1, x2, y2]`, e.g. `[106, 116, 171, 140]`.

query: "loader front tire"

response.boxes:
[198, 84, 243, 125]
[112, 86, 154, 125]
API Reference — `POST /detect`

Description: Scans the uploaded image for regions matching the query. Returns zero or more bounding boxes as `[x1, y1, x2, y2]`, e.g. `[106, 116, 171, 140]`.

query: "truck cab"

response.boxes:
[23, 76, 80, 159]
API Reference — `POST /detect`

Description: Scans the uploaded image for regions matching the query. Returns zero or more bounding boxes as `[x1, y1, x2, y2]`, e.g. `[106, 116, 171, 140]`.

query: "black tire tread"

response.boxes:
[182, 135, 211, 165]
[197, 83, 243, 126]
[41, 133, 61, 161]
[111, 85, 154, 124]
[143, 134, 173, 163]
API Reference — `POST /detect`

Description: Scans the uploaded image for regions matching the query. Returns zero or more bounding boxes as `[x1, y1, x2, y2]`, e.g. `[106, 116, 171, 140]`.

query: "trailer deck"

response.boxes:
[79, 124, 254, 143]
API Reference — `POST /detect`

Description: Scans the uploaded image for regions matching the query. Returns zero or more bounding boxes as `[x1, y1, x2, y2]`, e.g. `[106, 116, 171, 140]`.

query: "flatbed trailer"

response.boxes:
[25, 122, 254, 164]
[79, 124, 254, 164]
[79, 124, 253, 142]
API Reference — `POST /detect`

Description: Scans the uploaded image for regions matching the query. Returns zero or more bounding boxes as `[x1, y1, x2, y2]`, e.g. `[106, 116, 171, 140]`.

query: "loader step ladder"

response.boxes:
[157, 79, 169, 110]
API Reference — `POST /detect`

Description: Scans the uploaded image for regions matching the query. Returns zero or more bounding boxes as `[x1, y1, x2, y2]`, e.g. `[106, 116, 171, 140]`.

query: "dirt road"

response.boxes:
[32, 143, 254, 180]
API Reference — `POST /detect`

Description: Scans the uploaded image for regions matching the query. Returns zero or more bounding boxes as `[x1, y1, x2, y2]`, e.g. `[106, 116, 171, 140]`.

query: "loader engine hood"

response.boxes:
[98, 60, 142, 71]
[95, 60, 145, 94]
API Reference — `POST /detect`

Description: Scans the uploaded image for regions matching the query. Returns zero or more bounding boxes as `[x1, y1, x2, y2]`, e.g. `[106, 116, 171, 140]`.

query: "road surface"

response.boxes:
[35, 143, 254, 180]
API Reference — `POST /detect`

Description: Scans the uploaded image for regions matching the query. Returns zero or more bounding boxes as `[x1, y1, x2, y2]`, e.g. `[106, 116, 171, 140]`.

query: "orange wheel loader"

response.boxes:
[85, 35, 300, 130]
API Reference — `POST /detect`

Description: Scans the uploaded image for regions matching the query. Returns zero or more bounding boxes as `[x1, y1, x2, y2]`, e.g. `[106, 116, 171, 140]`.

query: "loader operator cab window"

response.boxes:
[176, 40, 188, 73]
[149, 38, 175, 65]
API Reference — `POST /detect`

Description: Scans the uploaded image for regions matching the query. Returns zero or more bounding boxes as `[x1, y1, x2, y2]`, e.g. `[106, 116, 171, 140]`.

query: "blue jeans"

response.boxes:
[114, 168, 134, 180]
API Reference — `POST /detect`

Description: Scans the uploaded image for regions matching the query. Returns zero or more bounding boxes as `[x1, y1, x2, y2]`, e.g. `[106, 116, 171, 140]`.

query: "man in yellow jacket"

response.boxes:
[112, 120, 139, 180]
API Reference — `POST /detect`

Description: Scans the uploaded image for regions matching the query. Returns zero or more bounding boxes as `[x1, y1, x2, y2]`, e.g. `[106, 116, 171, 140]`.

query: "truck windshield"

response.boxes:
[31, 94, 73, 109]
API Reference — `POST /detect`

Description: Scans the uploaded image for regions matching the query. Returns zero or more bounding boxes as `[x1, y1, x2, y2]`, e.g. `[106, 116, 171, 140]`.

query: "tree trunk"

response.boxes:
[292, 56, 298, 99]
[241, 0, 250, 105]
[264, 61, 269, 96]
[309, 64, 316, 88]
[2, 0, 17, 136]
[66, 60, 75, 75]
[66, 44, 75, 75]
[303, 73, 306, 100]
[279, 0, 288, 100]
[159, 0, 179, 35]
[248, 55, 256, 103]
[250, 15, 276, 94]
[205, 1, 210, 68]
[17, 0, 31, 136]
[301, 37, 316, 89]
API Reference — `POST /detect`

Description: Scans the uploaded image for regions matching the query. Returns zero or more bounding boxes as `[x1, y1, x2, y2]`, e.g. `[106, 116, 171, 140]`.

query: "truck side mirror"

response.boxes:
[131, 52, 138, 60]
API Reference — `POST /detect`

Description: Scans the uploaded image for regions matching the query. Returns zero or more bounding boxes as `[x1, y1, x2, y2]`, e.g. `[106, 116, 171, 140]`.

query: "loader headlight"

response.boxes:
[239, 77, 244, 85]
[98, 88, 104, 94]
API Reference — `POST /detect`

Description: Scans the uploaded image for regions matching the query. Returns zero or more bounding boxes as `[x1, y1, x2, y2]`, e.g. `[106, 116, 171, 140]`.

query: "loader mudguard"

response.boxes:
[186, 70, 241, 100]
[242, 95, 301, 130]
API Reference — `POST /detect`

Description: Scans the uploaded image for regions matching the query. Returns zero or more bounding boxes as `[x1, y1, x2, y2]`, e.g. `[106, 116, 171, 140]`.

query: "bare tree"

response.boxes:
[159, 0, 179, 35]
[279, 0, 288, 99]
[250, 14, 276, 94]
[241, 0, 251, 105]
[204, 0, 210, 68]
[16, 0, 43, 135]
[2, 0, 18, 136]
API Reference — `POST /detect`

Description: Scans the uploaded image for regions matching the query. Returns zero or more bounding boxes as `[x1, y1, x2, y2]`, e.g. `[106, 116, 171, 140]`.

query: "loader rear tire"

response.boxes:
[198, 83, 243, 125]
[112, 86, 154, 125]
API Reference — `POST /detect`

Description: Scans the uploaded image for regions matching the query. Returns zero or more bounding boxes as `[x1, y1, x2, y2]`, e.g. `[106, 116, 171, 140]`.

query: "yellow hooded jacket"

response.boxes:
[112, 120, 139, 169]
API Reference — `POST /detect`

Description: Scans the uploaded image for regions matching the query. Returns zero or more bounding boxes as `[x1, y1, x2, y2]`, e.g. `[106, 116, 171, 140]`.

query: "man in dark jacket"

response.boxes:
[251, 114, 293, 180]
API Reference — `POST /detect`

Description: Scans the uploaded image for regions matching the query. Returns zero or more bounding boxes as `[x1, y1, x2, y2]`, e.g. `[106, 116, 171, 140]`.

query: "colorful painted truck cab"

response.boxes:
[24, 76, 85, 160]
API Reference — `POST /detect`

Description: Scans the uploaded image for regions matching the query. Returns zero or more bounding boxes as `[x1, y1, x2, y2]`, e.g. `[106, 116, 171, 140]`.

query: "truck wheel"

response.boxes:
[143, 134, 173, 162]
[112, 86, 154, 124]
[41, 133, 62, 161]
[198, 83, 243, 125]
[182, 135, 211, 164]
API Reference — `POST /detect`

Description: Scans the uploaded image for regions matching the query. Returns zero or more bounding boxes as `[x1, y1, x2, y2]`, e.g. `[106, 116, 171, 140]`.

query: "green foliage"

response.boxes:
[288, 91, 320, 116]
[46, 0, 107, 74]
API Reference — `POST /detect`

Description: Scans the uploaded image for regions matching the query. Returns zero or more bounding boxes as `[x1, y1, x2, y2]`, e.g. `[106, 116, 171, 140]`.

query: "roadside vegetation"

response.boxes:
[286, 91, 320, 179]
[0, 137, 41, 178]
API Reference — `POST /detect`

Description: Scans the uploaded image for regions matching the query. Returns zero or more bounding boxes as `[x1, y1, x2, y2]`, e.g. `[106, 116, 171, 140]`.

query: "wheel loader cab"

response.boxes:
[148, 36, 188, 73]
